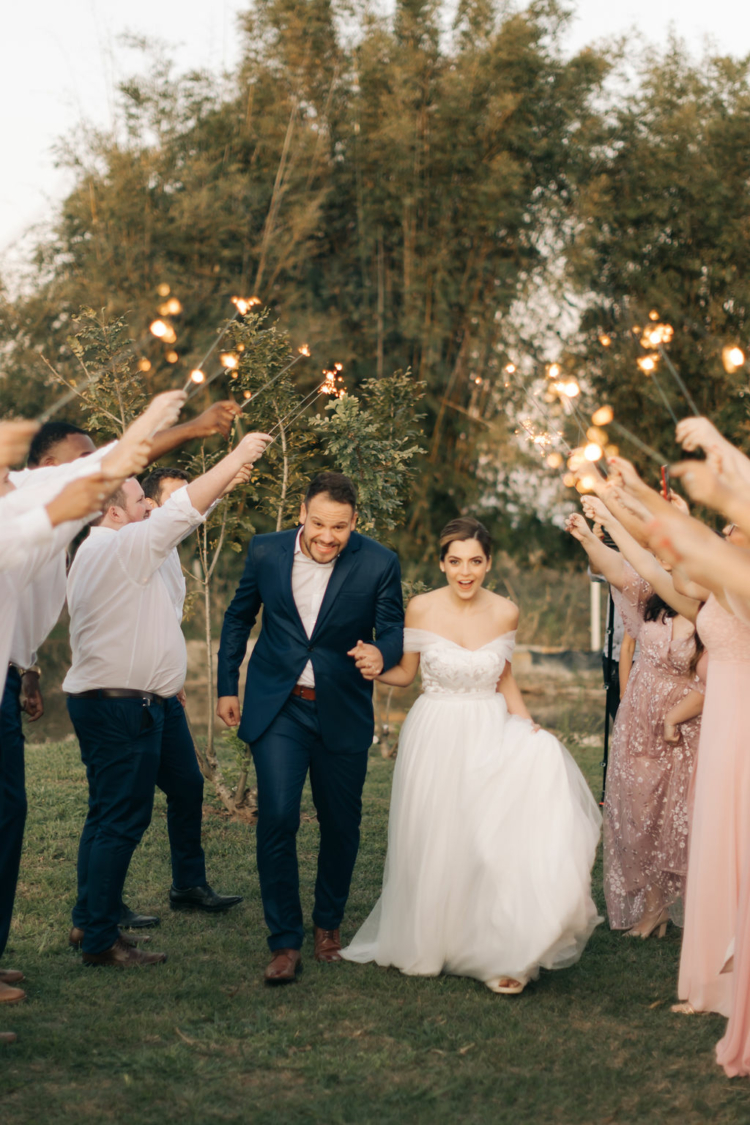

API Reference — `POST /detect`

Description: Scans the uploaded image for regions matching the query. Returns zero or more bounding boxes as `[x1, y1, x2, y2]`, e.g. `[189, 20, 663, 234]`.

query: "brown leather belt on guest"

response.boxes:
[291, 684, 316, 702]
[67, 688, 167, 706]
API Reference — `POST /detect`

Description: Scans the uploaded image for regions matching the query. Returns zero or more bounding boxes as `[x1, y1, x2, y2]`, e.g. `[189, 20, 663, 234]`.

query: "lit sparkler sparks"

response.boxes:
[268, 367, 345, 440]
[239, 345, 313, 412]
[722, 345, 746, 374]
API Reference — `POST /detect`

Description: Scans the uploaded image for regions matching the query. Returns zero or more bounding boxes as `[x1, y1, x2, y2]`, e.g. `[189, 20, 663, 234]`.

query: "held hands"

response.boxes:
[217, 696, 241, 727]
[606, 455, 646, 495]
[347, 640, 385, 681]
[0, 420, 39, 469]
[580, 495, 611, 527]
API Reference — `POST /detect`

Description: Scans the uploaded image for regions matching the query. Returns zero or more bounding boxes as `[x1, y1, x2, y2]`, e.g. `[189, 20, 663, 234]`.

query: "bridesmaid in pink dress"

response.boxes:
[677, 591, 750, 1019]
[606, 563, 705, 934]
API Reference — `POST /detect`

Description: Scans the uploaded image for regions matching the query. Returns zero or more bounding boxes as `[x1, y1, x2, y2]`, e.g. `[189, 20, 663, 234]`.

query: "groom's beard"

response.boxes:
[300, 527, 348, 564]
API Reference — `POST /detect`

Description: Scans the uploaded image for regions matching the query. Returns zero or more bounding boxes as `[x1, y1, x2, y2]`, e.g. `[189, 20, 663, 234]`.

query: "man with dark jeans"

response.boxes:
[64, 431, 270, 967]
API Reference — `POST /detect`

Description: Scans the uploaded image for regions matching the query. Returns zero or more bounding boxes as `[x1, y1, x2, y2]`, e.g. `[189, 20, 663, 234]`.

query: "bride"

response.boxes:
[344, 517, 602, 993]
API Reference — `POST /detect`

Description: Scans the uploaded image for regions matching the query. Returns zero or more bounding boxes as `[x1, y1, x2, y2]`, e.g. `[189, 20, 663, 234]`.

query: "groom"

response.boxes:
[216, 471, 404, 983]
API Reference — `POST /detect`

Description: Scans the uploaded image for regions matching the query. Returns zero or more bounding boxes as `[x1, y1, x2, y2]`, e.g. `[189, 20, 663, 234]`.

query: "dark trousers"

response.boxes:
[0, 669, 27, 961]
[251, 695, 369, 951]
[603, 656, 621, 725]
[154, 696, 206, 890]
[69, 696, 165, 954]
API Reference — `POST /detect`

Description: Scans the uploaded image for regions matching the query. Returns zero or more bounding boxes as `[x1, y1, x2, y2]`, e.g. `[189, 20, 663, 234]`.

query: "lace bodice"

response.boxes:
[404, 628, 516, 697]
[697, 593, 750, 663]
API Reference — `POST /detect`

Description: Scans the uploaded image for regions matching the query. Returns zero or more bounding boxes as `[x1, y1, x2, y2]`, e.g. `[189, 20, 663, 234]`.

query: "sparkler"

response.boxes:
[239, 346, 312, 412]
[182, 296, 262, 400]
[268, 368, 345, 441]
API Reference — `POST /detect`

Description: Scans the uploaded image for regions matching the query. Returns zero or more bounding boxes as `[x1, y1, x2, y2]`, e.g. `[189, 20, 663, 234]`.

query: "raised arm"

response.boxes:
[581, 496, 701, 621]
[147, 400, 242, 463]
[565, 512, 628, 589]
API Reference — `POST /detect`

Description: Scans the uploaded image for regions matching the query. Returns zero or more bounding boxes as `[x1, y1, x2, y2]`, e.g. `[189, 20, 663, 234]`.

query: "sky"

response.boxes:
[1, 0, 749, 268]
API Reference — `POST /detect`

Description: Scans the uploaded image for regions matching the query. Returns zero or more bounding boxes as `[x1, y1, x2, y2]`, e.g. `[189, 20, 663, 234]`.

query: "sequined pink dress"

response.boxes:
[604, 564, 704, 929]
[679, 594, 750, 1019]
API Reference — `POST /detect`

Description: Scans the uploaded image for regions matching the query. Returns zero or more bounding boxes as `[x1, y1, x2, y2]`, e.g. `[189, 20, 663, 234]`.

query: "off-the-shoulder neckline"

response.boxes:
[404, 627, 516, 653]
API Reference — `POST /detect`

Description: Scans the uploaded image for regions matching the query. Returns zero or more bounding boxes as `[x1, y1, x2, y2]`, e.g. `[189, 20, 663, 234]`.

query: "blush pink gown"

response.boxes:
[678, 594, 750, 1018]
[604, 564, 704, 929]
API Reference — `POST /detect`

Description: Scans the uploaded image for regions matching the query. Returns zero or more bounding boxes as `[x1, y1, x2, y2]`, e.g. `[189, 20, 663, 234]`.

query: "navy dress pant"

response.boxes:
[69, 696, 165, 954]
[0, 669, 27, 961]
[251, 694, 369, 952]
[155, 696, 206, 890]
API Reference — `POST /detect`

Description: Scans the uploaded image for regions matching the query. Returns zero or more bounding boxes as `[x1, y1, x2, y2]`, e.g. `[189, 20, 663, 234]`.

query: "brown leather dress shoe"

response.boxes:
[264, 949, 301, 984]
[69, 927, 151, 949]
[0, 1031, 18, 1044]
[82, 937, 167, 968]
[313, 926, 343, 962]
[0, 982, 26, 1005]
[0, 969, 24, 984]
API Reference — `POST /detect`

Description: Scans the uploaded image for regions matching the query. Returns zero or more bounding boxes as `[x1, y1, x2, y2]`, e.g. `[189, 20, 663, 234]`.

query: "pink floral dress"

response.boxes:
[604, 563, 705, 929]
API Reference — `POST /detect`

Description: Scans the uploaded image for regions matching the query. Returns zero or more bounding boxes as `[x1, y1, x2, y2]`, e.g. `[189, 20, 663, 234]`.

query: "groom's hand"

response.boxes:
[217, 696, 242, 727]
[347, 640, 384, 681]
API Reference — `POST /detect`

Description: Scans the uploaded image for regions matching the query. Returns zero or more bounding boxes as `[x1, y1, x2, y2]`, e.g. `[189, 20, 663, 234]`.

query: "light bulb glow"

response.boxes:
[165, 350, 179, 364]
[547, 363, 561, 379]
[592, 405, 614, 426]
[598, 334, 612, 347]
[220, 353, 238, 369]
[150, 320, 169, 338]
[504, 363, 516, 374]
[723, 345, 746, 373]
[189, 369, 206, 384]
[137, 358, 152, 372]
[157, 283, 171, 297]
[584, 443, 603, 462]
[637, 355, 658, 374]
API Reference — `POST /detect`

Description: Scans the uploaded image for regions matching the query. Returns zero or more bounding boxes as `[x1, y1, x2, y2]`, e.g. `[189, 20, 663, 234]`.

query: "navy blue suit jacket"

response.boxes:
[216, 528, 404, 752]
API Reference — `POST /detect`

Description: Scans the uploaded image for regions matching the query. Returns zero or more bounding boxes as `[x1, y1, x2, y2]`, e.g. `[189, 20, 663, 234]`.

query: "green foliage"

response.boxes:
[311, 370, 426, 538]
[45, 308, 148, 439]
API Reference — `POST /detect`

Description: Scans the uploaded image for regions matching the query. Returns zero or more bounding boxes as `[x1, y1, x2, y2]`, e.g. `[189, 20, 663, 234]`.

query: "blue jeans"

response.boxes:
[68, 696, 164, 954]
[0, 668, 27, 961]
[251, 694, 369, 951]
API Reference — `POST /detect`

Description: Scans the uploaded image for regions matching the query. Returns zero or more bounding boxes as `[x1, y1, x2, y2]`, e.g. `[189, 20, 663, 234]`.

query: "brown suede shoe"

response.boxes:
[0, 1031, 17, 1044]
[264, 949, 301, 984]
[0, 969, 24, 984]
[0, 982, 26, 1005]
[69, 927, 151, 949]
[313, 926, 343, 963]
[82, 937, 167, 968]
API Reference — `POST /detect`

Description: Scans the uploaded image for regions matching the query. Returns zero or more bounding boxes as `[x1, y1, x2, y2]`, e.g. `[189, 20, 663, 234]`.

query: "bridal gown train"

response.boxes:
[342, 629, 602, 987]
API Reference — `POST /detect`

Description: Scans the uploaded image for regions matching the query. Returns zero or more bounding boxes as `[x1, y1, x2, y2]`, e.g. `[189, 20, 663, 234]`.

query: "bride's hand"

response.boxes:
[347, 639, 385, 680]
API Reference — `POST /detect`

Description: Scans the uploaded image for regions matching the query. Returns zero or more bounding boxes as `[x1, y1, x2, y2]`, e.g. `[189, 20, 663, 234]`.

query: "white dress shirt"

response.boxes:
[291, 528, 336, 688]
[0, 516, 89, 695]
[0, 443, 112, 572]
[62, 486, 205, 697]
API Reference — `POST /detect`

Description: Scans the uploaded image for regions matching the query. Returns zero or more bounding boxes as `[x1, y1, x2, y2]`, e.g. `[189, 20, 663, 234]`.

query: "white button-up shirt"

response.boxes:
[291, 528, 336, 688]
[4, 444, 113, 662]
[62, 486, 205, 697]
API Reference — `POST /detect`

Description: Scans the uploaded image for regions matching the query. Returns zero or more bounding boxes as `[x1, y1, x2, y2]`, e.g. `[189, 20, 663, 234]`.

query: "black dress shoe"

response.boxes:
[169, 884, 243, 912]
[119, 903, 161, 929]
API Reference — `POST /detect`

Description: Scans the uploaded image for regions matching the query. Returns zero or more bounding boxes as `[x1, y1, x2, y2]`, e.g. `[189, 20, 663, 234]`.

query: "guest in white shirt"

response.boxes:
[63, 431, 270, 968]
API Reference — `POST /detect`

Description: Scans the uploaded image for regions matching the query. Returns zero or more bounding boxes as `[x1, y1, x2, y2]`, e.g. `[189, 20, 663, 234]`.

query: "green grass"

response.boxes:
[4, 698, 750, 1125]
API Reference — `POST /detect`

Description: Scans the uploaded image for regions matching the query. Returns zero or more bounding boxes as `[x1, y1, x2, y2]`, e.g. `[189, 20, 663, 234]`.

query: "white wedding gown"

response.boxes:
[342, 629, 602, 987]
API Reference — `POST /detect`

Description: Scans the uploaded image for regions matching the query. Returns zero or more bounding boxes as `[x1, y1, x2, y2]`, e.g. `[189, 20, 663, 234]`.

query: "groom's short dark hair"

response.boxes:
[304, 472, 357, 511]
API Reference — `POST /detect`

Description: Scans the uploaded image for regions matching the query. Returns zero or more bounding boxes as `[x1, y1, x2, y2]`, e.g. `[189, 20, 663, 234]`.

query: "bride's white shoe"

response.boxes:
[485, 976, 528, 995]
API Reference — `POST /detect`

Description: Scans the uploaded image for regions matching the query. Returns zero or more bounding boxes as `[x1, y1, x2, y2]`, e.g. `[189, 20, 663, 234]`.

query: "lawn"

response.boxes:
[3, 684, 750, 1125]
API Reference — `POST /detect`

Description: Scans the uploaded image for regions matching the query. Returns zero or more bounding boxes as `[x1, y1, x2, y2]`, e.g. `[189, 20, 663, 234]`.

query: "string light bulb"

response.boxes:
[649, 309, 660, 321]
[165, 351, 179, 364]
[722, 345, 746, 374]
[158, 298, 182, 317]
[220, 353, 239, 369]
[592, 405, 614, 426]
[189, 369, 206, 385]
[150, 320, 169, 339]
[504, 363, 516, 374]
[584, 443, 603, 462]
[546, 452, 563, 469]
[137, 358, 152, 372]
[157, 283, 171, 297]
[598, 334, 612, 347]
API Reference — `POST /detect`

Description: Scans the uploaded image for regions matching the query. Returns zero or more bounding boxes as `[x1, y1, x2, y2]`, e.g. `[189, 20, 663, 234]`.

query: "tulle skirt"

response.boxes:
[343, 692, 602, 985]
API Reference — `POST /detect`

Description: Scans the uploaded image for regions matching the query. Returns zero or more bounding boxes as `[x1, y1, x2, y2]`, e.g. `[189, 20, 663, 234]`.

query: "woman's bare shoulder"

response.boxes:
[483, 590, 520, 628]
[405, 589, 443, 625]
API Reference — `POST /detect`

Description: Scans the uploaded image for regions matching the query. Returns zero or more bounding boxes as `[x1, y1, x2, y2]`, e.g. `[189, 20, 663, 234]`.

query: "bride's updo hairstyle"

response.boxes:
[439, 517, 492, 561]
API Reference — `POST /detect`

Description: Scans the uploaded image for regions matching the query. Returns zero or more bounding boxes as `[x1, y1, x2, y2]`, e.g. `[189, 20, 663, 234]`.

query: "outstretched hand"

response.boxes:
[0, 420, 39, 470]
[565, 513, 594, 543]
[348, 640, 385, 681]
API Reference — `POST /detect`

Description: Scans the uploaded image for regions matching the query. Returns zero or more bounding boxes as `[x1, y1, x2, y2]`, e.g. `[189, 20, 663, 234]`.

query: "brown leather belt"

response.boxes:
[291, 684, 316, 702]
[67, 688, 167, 706]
